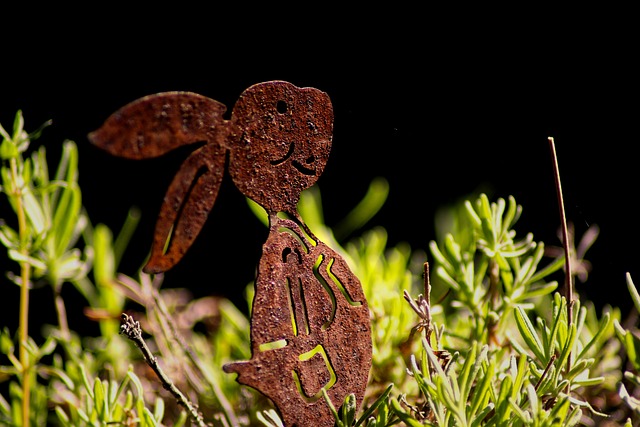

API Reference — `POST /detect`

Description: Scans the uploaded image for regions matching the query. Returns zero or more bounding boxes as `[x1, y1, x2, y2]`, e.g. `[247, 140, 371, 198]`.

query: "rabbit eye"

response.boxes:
[276, 100, 288, 114]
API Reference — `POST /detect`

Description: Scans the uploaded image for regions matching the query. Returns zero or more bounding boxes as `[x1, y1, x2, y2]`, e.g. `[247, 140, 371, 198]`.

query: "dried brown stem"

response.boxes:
[149, 289, 239, 426]
[535, 354, 557, 392]
[120, 313, 207, 427]
[548, 136, 574, 376]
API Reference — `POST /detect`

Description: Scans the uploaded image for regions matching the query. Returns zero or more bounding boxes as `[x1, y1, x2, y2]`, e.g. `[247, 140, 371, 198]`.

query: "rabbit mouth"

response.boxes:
[292, 160, 315, 176]
[271, 142, 316, 176]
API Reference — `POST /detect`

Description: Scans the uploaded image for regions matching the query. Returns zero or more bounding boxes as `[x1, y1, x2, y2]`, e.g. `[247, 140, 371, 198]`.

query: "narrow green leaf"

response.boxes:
[409, 354, 431, 397]
[32, 146, 49, 189]
[0, 224, 19, 249]
[94, 378, 106, 420]
[376, 393, 390, 426]
[511, 353, 528, 401]
[619, 383, 640, 413]
[128, 369, 148, 422]
[576, 311, 610, 361]
[1, 167, 13, 195]
[7, 248, 47, 271]
[471, 403, 495, 427]
[435, 265, 461, 292]
[142, 407, 158, 426]
[499, 240, 535, 258]
[493, 197, 506, 237]
[507, 396, 531, 423]
[462, 260, 475, 293]
[22, 189, 47, 236]
[444, 233, 462, 264]
[624, 332, 638, 368]
[478, 194, 492, 220]
[549, 394, 571, 421]
[12, 111, 25, 140]
[574, 304, 587, 340]
[341, 393, 357, 426]
[113, 206, 141, 270]
[525, 383, 539, 413]
[0, 115, 11, 141]
[458, 343, 479, 401]
[495, 374, 513, 422]
[52, 184, 81, 256]
[481, 218, 495, 249]
[556, 324, 577, 375]
[494, 252, 510, 271]
[626, 273, 640, 315]
[514, 306, 545, 362]
[464, 199, 482, 228]
[334, 177, 389, 240]
[54, 406, 71, 426]
[76, 408, 90, 423]
[572, 376, 605, 387]
[22, 156, 32, 188]
[354, 384, 392, 427]
[113, 373, 131, 412]
[469, 356, 494, 418]
[257, 409, 285, 426]
[390, 398, 426, 427]
[93, 223, 115, 285]
[322, 388, 341, 426]
[430, 242, 455, 279]
[151, 396, 164, 422]
[37, 335, 57, 357]
[27, 117, 53, 144]
[519, 282, 558, 301]
[79, 364, 94, 399]
[137, 398, 147, 427]
[545, 297, 568, 361]
[51, 140, 78, 202]
[528, 242, 545, 273]
[528, 254, 565, 284]
[128, 369, 144, 393]
[120, 390, 133, 414]
[502, 196, 518, 232]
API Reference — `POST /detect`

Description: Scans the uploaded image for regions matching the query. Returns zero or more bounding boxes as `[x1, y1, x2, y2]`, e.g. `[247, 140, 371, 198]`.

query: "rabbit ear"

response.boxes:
[143, 142, 227, 274]
[88, 92, 228, 159]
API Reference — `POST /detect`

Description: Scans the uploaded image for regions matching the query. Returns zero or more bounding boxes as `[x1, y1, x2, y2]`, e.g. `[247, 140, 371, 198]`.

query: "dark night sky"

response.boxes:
[2, 16, 639, 333]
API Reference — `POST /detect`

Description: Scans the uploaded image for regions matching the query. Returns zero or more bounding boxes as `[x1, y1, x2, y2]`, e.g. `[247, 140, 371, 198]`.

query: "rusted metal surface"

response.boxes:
[88, 92, 229, 273]
[89, 81, 372, 426]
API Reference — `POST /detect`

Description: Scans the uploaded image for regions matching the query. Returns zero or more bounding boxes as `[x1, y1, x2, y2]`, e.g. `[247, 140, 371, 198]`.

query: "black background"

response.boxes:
[2, 13, 638, 335]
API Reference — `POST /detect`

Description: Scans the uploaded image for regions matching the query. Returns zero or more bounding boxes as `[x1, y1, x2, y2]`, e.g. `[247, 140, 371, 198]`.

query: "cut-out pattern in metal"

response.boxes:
[89, 81, 372, 426]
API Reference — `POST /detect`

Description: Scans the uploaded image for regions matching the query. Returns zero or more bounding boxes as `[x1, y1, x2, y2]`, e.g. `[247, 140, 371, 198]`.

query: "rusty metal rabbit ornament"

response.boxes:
[89, 81, 372, 426]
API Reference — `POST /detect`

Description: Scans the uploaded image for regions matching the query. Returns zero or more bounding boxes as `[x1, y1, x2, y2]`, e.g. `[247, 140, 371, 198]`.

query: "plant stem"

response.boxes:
[548, 137, 573, 375]
[10, 157, 31, 427]
[120, 313, 208, 427]
[487, 259, 500, 346]
[151, 291, 239, 427]
[54, 288, 70, 341]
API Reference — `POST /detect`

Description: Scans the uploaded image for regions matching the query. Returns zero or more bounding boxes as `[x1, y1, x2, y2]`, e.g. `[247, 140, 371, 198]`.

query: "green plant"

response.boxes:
[1, 111, 638, 426]
[0, 111, 157, 426]
[341, 193, 620, 426]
